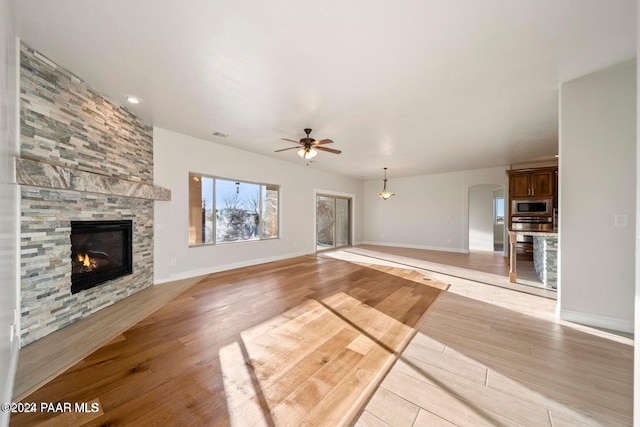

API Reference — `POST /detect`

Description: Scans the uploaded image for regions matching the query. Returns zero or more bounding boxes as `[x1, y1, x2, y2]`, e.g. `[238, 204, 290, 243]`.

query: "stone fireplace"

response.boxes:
[17, 42, 170, 346]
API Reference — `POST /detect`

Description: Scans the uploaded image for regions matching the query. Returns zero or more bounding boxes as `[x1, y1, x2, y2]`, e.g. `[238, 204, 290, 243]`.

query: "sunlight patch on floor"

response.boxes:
[219, 341, 271, 427]
[220, 291, 422, 426]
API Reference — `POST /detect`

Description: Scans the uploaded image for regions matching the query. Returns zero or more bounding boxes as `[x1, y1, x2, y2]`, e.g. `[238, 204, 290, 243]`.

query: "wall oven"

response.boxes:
[511, 199, 553, 216]
[511, 216, 553, 231]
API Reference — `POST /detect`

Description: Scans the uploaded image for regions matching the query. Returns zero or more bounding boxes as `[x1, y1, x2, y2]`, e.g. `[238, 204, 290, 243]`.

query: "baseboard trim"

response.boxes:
[154, 250, 314, 285]
[361, 241, 469, 254]
[559, 309, 634, 334]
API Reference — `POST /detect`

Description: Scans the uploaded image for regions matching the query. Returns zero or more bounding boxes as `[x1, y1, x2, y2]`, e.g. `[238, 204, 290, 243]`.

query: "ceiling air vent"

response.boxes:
[212, 131, 229, 138]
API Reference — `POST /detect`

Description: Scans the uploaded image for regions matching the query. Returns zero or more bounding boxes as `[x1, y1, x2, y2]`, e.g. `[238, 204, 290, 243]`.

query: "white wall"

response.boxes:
[153, 127, 364, 283]
[469, 184, 501, 251]
[0, 0, 19, 424]
[559, 59, 636, 333]
[634, 2, 639, 422]
[363, 166, 507, 253]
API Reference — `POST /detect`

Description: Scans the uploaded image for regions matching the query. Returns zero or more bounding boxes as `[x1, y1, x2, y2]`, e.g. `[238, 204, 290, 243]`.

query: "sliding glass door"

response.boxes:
[316, 194, 351, 252]
[335, 198, 350, 247]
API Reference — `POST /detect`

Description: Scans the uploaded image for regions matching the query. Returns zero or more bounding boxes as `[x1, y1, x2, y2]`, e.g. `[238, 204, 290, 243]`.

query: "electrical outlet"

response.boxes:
[614, 214, 628, 227]
[171, 258, 177, 266]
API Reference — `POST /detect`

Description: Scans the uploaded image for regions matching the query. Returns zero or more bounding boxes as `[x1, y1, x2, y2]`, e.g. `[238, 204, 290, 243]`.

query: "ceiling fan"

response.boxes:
[275, 128, 341, 160]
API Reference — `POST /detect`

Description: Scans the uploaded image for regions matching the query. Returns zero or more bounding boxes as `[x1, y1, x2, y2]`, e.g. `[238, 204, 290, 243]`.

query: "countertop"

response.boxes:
[508, 229, 558, 237]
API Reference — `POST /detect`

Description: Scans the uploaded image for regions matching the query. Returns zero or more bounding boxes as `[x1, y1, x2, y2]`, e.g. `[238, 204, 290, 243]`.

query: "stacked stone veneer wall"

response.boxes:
[19, 42, 155, 346]
[533, 235, 558, 289]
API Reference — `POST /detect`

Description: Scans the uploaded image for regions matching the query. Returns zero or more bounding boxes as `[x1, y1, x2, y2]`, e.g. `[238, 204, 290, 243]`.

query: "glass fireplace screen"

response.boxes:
[70, 220, 133, 294]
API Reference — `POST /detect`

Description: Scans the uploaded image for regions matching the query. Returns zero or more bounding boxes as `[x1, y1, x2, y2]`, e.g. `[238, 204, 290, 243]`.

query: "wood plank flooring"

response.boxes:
[12, 276, 203, 402]
[11, 255, 443, 426]
[11, 246, 633, 426]
[337, 246, 556, 299]
[358, 244, 510, 276]
[354, 248, 633, 427]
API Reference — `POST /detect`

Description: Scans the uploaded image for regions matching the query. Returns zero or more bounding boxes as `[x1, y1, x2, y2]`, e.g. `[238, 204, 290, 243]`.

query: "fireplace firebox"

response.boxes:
[70, 220, 133, 294]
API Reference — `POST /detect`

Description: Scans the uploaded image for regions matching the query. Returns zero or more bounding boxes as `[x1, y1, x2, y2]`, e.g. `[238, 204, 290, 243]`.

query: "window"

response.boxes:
[189, 173, 279, 245]
[495, 197, 505, 225]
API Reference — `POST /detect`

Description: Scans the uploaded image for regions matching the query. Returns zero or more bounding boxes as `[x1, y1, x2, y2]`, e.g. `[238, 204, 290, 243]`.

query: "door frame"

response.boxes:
[467, 183, 506, 254]
[313, 189, 355, 253]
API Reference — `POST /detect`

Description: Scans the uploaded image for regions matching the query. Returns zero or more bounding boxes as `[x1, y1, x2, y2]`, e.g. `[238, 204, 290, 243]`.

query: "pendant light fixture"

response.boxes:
[377, 167, 395, 200]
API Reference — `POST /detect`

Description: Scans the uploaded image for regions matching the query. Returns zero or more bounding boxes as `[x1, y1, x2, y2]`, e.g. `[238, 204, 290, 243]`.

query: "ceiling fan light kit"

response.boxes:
[298, 147, 317, 159]
[276, 128, 341, 161]
[377, 167, 395, 200]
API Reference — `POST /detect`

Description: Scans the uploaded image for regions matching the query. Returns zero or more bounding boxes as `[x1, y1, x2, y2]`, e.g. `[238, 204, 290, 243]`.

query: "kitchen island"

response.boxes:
[508, 230, 558, 289]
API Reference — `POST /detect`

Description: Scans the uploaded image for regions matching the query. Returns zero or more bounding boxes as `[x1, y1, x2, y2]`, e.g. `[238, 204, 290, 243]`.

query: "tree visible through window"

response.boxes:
[189, 174, 279, 245]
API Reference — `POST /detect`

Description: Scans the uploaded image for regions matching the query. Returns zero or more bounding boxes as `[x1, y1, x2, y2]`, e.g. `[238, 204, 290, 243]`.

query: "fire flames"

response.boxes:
[76, 253, 97, 271]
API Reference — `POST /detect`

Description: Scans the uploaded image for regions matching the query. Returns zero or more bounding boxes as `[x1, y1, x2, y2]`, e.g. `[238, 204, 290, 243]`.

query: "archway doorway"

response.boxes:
[468, 184, 505, 252]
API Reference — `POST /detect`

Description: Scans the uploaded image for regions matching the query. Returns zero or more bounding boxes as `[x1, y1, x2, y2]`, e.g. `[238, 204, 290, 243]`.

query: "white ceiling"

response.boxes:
[12, 0, 636, 179]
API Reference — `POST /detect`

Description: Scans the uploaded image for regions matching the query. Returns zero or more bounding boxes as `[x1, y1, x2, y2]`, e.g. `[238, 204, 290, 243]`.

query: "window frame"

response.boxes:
[188, 172, 280, 247]
[315, 193, 352, 252]
[494, 196, 505, 225]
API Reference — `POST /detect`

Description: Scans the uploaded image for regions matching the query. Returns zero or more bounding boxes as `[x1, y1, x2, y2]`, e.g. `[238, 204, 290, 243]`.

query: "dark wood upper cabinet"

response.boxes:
[530, 170, 554, 197]
[509, 173, 531, 198]
[507, 167, 556, 199]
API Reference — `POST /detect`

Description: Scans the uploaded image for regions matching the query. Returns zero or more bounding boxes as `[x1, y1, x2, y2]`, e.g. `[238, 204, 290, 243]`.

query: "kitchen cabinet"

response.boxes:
[507, 167, 556, 198]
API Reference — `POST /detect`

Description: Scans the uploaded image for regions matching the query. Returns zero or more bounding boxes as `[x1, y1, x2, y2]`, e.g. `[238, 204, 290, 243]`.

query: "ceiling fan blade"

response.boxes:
[316, 146, 342, 154]
[274, 146, 300, 152]
[281, 138, 303, 145]
[313, 139, 333, 145]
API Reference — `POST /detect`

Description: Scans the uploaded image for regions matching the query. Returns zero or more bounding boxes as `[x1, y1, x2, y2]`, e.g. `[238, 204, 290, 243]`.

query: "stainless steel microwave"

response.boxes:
[511, 199, 553, 215]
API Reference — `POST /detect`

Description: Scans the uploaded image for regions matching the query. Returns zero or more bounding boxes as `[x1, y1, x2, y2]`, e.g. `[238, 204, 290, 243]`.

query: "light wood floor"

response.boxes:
[359, 244, 547, 291]
[11, 255, 443, 426]
[12, 246, 633, 426]
[345, 246, 556, 299]
[358, 245, 510, 276]
[12, 276, 203, 402]
[353, 249, 633, 426]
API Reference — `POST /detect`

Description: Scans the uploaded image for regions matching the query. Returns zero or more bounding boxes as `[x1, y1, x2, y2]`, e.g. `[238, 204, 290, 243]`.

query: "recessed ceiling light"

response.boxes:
[127, 96, 141, 104]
